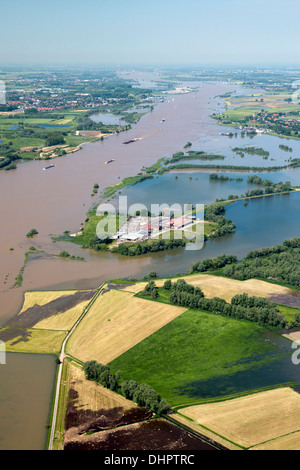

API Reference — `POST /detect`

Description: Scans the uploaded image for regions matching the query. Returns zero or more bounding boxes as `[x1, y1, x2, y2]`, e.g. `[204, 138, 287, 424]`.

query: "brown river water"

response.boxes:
[0, 80, 237, 449]
[0, 81, 231, 324]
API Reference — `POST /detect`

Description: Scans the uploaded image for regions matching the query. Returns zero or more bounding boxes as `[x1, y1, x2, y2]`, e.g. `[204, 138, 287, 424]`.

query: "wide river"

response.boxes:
[0, 76, 300, 449]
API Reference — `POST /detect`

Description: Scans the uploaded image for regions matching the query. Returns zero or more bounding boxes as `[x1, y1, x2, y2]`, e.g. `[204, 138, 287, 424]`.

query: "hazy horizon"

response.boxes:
[1, 0, 300, 66]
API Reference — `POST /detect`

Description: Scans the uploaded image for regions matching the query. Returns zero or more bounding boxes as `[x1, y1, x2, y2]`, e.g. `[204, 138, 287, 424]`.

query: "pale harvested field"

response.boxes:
[20, 290, 79, 312]
[5, 328, 66, 354]
[20, 290, 92, 331]
[34, 300, 90, 331]
[180, 388, 300, 449]
[67, 361, 140, 413]
[250, 431, 300, 450]
[123, 274, 291, 303]
[66, 290, 187, 364]
[171, 414, 241, 450]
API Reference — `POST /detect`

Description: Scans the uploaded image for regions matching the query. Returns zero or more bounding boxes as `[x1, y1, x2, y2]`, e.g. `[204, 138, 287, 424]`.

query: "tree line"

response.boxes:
[188, 254, 237, 274]
[82, 361, 170, 415]
[111, 239, 186, 256]
[246, 175, 292, 195]
[164, 279, 294, 329]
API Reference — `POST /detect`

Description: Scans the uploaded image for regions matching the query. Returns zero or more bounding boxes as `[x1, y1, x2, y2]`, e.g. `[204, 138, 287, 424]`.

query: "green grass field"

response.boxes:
[109, 308, 283, 406]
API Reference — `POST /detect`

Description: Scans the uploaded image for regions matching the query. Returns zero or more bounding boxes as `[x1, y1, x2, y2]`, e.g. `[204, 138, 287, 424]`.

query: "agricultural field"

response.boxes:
[108, 308, 291, 406]
[53, 359, 151, 450]
[66, 289, 187, 364]
[220, 107, 262, 123]
[225, 92, 297, 110]
[0, 289, 95, 353]
[178, 387, 300, 450]
[56, 360, 214, 451]
[122, 273, 294, 304]
[0, 327, 66, 354]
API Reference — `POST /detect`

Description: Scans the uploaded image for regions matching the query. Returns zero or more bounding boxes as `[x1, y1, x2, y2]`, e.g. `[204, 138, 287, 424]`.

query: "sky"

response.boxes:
[1, 0, 300, 66]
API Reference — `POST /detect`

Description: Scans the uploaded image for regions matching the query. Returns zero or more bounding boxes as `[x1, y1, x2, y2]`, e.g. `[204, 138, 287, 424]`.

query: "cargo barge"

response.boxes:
[42, 164, 55, 170]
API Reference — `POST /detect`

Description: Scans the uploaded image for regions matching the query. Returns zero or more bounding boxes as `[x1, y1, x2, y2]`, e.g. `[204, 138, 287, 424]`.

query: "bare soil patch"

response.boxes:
[64, 418, 215, 450]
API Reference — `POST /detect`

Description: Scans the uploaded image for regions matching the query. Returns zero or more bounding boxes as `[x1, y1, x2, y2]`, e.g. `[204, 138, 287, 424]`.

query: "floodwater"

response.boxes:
[0, 353, 56, 450]
[1, 75, 300, 450]
[178, 331, 300, 400]
[0, 79, 236, 450]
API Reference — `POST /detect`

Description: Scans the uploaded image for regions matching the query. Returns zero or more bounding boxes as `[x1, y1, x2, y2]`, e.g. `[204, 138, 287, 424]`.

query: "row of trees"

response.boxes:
[232, 146, 270, 157]
[82, 361, 170, 415]
[166, 151, 225, 164]
[167, 279, 293, 328]
[247, 176, 292, 195]
[189, 254, 237, 274]
[209, 174, 243, 182]
[111, 239, 186, 256]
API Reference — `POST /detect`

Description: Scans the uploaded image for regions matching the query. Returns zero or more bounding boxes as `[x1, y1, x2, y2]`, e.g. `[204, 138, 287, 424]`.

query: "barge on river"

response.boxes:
[42, 164, 55, 170]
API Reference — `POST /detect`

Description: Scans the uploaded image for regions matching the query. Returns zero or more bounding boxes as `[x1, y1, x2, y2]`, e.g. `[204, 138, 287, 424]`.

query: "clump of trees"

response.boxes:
[26, 228, 38, 238]
[45, 132, 65, 147]
[141, 280, 158, 299]
[232, 146, 269, 157]
[83, 361, 170, 415]
[204, 204, 236, 238]
[223, 237, 300, 287]
[189, 254, 237, 274]
[184, 142, 192, 148]
[168, 279, 204, 308]
[246, 176, 292, 195]
[86, 236, 112, 251]
[279, 145, 293, 152]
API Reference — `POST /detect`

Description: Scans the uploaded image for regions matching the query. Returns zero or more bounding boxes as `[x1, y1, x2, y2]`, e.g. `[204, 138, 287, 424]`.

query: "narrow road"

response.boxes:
[48, 284, 104, 450]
